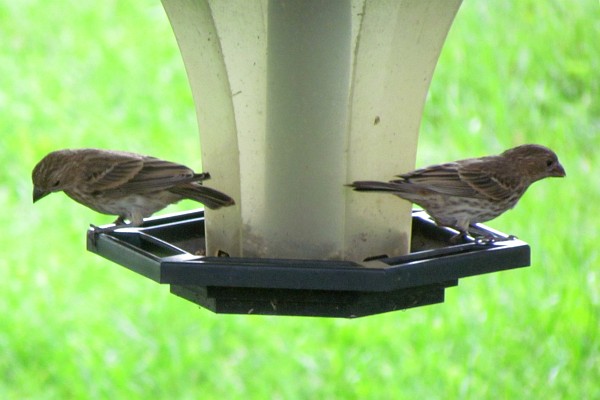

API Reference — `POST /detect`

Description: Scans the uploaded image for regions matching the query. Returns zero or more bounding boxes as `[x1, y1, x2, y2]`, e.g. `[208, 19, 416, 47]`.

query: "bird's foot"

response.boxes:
[449, 232, 469, 244]
[88, 222, 132, 248]
[473, 235, 497, 246]
[463, 224, 519, 245]
[89, 223, 122, 234]
[472, 233, 518, 246]
[217, 250, 230, 257]
[89, 216, 132, 233]
[449, 229, 515, 246]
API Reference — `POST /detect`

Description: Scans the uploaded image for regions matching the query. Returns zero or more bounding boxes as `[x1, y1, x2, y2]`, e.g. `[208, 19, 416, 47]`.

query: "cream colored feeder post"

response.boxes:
[161, 0, 462, 261]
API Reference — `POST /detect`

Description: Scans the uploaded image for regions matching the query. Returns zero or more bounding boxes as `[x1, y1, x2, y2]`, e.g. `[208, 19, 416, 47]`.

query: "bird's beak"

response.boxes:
[33, 187, 50, 203]
[553, 163, 566, 178]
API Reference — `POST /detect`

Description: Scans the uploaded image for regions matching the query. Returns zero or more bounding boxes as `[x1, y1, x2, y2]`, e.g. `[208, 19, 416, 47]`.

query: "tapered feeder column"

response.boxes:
[161, 0, 462, 261]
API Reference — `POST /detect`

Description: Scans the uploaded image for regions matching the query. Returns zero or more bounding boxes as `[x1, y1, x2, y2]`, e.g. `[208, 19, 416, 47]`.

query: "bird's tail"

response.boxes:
[170, 183, 235, 210]
[348, 180, 404, 193]
[193, 172, 211, 181]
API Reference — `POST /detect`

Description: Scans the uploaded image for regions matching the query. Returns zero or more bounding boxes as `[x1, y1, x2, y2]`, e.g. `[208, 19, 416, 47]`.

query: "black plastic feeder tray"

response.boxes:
[87, 210, 530, 318]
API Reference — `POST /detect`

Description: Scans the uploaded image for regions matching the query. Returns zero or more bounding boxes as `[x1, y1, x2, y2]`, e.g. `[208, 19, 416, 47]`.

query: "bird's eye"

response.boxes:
[545, 159, 554, 167]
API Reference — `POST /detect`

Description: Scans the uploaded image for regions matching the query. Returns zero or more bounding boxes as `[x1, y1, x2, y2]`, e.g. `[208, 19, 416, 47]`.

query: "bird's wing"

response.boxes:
[458, 159, 522, 201]
[115, 156, 199, 192]
[394, 162, 481, 197]
[82, 152, 146, 191]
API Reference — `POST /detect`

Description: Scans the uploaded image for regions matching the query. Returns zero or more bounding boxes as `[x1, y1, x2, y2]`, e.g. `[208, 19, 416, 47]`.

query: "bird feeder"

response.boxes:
[87, 0, 531, 317]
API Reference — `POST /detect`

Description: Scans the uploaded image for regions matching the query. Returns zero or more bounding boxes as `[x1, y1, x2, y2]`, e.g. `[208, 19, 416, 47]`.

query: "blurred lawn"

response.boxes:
[1, 0, 599, 399]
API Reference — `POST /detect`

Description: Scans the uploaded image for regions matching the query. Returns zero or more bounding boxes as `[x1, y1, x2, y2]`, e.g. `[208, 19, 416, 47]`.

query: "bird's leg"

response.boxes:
[432, 218, 468, 244]
[450, 226, 469, 244]
[449, 231, 468, 244]
[113, 216, 127, 225]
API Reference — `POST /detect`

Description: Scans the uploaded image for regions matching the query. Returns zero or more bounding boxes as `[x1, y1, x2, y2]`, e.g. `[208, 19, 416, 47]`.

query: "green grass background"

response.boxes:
[1, 0, 599, 398]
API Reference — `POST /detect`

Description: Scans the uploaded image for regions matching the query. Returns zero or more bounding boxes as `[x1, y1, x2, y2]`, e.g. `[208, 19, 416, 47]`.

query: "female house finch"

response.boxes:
[32, 148, 235, 227]
[349, 144, 565, 240]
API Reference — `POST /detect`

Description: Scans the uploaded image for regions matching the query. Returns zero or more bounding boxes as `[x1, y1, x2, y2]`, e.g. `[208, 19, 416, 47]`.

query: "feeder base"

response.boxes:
[87, 209, 530, 318]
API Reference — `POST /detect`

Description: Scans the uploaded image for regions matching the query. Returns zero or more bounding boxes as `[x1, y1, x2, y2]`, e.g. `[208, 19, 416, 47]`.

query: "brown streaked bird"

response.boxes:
[349, 144, 565, 240]
[32, 148, 235, 227]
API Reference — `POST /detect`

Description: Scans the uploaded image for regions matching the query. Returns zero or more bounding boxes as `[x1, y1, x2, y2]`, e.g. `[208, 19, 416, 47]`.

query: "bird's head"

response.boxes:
[502, 144, 566, 183]
[32, 150, 77, 203]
